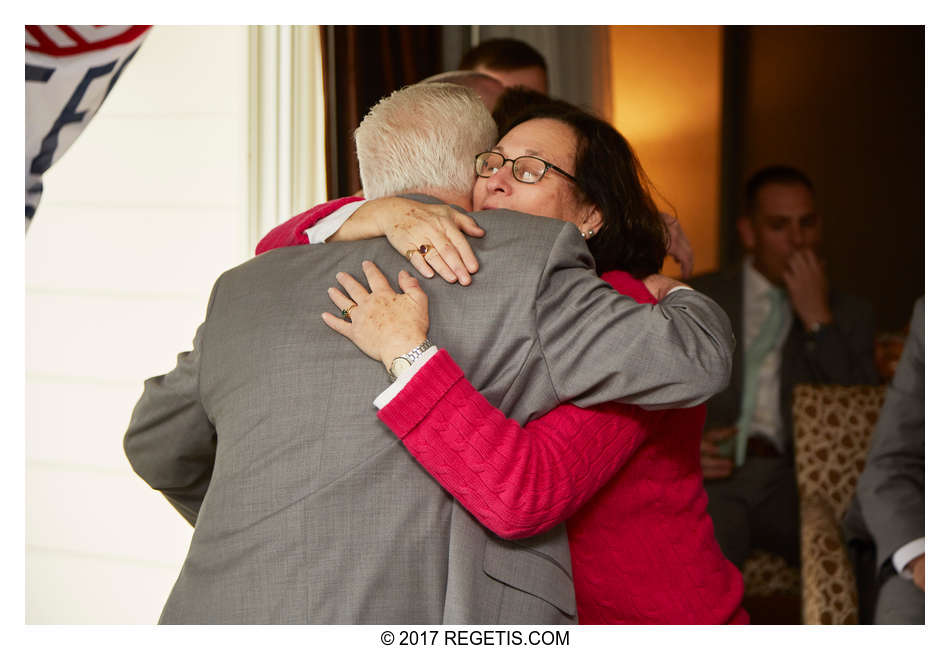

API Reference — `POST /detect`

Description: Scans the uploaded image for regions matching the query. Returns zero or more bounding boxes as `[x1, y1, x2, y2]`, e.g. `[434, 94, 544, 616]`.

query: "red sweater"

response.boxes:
[378, 271, 747, 624]
[258, 205, 747, 624]
[255, 196, 364, 255]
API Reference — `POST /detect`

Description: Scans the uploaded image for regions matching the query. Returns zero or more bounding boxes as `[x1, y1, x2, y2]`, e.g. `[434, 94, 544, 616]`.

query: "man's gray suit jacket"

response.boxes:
[844, 296, 924, 574]
[124, 202, 734, 624]
[689, 265, 878, 454]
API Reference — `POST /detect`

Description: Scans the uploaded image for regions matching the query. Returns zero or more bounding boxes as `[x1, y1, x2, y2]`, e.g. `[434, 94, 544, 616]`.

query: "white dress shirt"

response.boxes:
[305, 199, 364, 243]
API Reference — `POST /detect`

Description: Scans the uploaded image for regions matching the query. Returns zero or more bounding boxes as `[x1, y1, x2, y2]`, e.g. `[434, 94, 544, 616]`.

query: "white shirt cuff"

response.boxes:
[666, 285, 693, 295]
[893, 538, 925, 578]
[304, 200, 365, 243]
[373, 345, 440, 409]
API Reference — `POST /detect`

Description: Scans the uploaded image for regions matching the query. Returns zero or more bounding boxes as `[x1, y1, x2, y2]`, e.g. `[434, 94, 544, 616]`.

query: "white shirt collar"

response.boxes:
[743, 256, 777, 304]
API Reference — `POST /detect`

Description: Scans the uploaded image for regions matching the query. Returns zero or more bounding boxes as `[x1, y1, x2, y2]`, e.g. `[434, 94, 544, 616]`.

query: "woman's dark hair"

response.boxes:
[492, 87, 558, 136]
[498, 91, 668, 278]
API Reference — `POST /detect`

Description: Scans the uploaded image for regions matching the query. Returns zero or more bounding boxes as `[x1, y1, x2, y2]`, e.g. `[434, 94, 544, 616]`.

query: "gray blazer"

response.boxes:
[690, 265, 878, 454]
[124, 202, 733, 624]
[844, 296, 924, 573]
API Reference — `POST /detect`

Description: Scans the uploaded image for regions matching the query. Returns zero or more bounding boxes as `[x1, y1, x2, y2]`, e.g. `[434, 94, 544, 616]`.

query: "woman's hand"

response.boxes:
[331, 197, 485, 285]
[322, 260, 430, 369]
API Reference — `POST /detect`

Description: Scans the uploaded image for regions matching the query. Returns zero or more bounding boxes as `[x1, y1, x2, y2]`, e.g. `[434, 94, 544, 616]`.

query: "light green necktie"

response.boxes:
[733, 287, 788, 466]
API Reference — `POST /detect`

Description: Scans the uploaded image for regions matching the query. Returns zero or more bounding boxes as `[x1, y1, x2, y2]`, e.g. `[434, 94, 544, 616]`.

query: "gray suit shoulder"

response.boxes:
[854, 297, 923, 556]
[845, 297, 923, 575]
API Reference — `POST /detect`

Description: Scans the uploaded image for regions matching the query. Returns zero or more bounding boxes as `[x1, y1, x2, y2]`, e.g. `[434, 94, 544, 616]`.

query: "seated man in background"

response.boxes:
[844, 297, 924, 624]
[690, 165, 878, 578]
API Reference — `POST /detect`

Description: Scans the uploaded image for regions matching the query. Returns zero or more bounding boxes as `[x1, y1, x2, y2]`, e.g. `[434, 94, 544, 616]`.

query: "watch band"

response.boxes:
[387, 339, 433, 381]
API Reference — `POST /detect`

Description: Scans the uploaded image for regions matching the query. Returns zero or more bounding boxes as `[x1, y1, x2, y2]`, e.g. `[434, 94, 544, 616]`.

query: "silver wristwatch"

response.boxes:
[387, 339, 433, 381]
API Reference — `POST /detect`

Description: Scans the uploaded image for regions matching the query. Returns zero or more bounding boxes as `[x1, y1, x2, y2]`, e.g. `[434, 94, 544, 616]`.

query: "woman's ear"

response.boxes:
[581, 204, 604, 235]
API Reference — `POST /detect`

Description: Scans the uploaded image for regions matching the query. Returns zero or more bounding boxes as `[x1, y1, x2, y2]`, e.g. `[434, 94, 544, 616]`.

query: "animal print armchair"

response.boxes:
[792, 383, 887, 624]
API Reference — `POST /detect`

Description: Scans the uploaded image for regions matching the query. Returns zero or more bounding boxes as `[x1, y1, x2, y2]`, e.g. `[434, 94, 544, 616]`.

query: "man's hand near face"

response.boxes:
[783, 249, 833, 329]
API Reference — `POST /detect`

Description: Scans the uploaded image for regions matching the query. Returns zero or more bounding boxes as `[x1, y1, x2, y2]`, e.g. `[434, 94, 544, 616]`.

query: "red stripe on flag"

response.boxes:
[25, 25, 151, 57]
[25, 26, 59, 52]
[56, 25, 88, 47]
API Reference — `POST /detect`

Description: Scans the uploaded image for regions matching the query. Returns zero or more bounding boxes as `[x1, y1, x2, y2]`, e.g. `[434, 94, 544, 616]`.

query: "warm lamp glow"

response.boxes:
[609, 26, 723, 277]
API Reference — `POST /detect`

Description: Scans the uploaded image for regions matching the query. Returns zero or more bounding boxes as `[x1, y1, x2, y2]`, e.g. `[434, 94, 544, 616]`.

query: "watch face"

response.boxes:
[390, 357, 411, 378]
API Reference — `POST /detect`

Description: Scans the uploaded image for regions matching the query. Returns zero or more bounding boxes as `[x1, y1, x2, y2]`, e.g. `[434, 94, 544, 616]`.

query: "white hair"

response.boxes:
[354, 82, 498, 200]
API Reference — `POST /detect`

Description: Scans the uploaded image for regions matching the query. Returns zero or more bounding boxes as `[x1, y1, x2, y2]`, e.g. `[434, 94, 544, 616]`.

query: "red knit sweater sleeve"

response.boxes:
[254, 196, 364, 255]
[378, 350, 663, 539]
[378, 272, 661, 539]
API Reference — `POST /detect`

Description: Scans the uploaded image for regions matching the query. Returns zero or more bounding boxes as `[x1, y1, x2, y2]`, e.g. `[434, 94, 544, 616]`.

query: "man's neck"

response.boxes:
[743, 257, 778, 299]
[744, 256, 780, 291]
[421, 189, 472, 211]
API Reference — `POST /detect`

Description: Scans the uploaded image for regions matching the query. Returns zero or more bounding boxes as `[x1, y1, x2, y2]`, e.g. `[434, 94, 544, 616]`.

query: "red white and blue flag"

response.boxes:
[26, 25, 152, 227]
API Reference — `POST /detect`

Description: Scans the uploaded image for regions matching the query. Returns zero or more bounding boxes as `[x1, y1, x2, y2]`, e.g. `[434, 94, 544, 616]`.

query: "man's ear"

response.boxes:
[736, 216, 756, 252]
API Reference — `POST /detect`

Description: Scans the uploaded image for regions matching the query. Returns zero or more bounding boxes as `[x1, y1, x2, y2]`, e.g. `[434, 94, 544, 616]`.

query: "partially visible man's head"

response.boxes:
[420, 70, 505, 111]
[354, 83, 497, 205]
[459, 38, 549, 95]
[738, 165, 821, 286]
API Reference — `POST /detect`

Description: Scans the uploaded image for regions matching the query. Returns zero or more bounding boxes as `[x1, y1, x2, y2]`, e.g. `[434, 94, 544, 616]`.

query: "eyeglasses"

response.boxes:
[474, 151, 578, 185]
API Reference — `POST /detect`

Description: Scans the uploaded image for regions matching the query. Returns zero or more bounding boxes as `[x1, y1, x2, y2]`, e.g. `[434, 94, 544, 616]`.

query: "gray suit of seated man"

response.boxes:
[844, 296, 924, 624]
[123, 83, 734, 624]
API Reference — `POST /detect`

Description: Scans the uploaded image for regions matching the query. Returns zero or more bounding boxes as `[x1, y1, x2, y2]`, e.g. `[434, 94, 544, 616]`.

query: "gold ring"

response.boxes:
[341, 304, 357, 319]
[418, 244, 435, 256]
[405, 248, 417, 261]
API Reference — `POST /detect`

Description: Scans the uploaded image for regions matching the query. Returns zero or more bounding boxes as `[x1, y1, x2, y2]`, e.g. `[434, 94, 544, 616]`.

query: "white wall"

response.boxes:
[25, 26, 250, 624]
